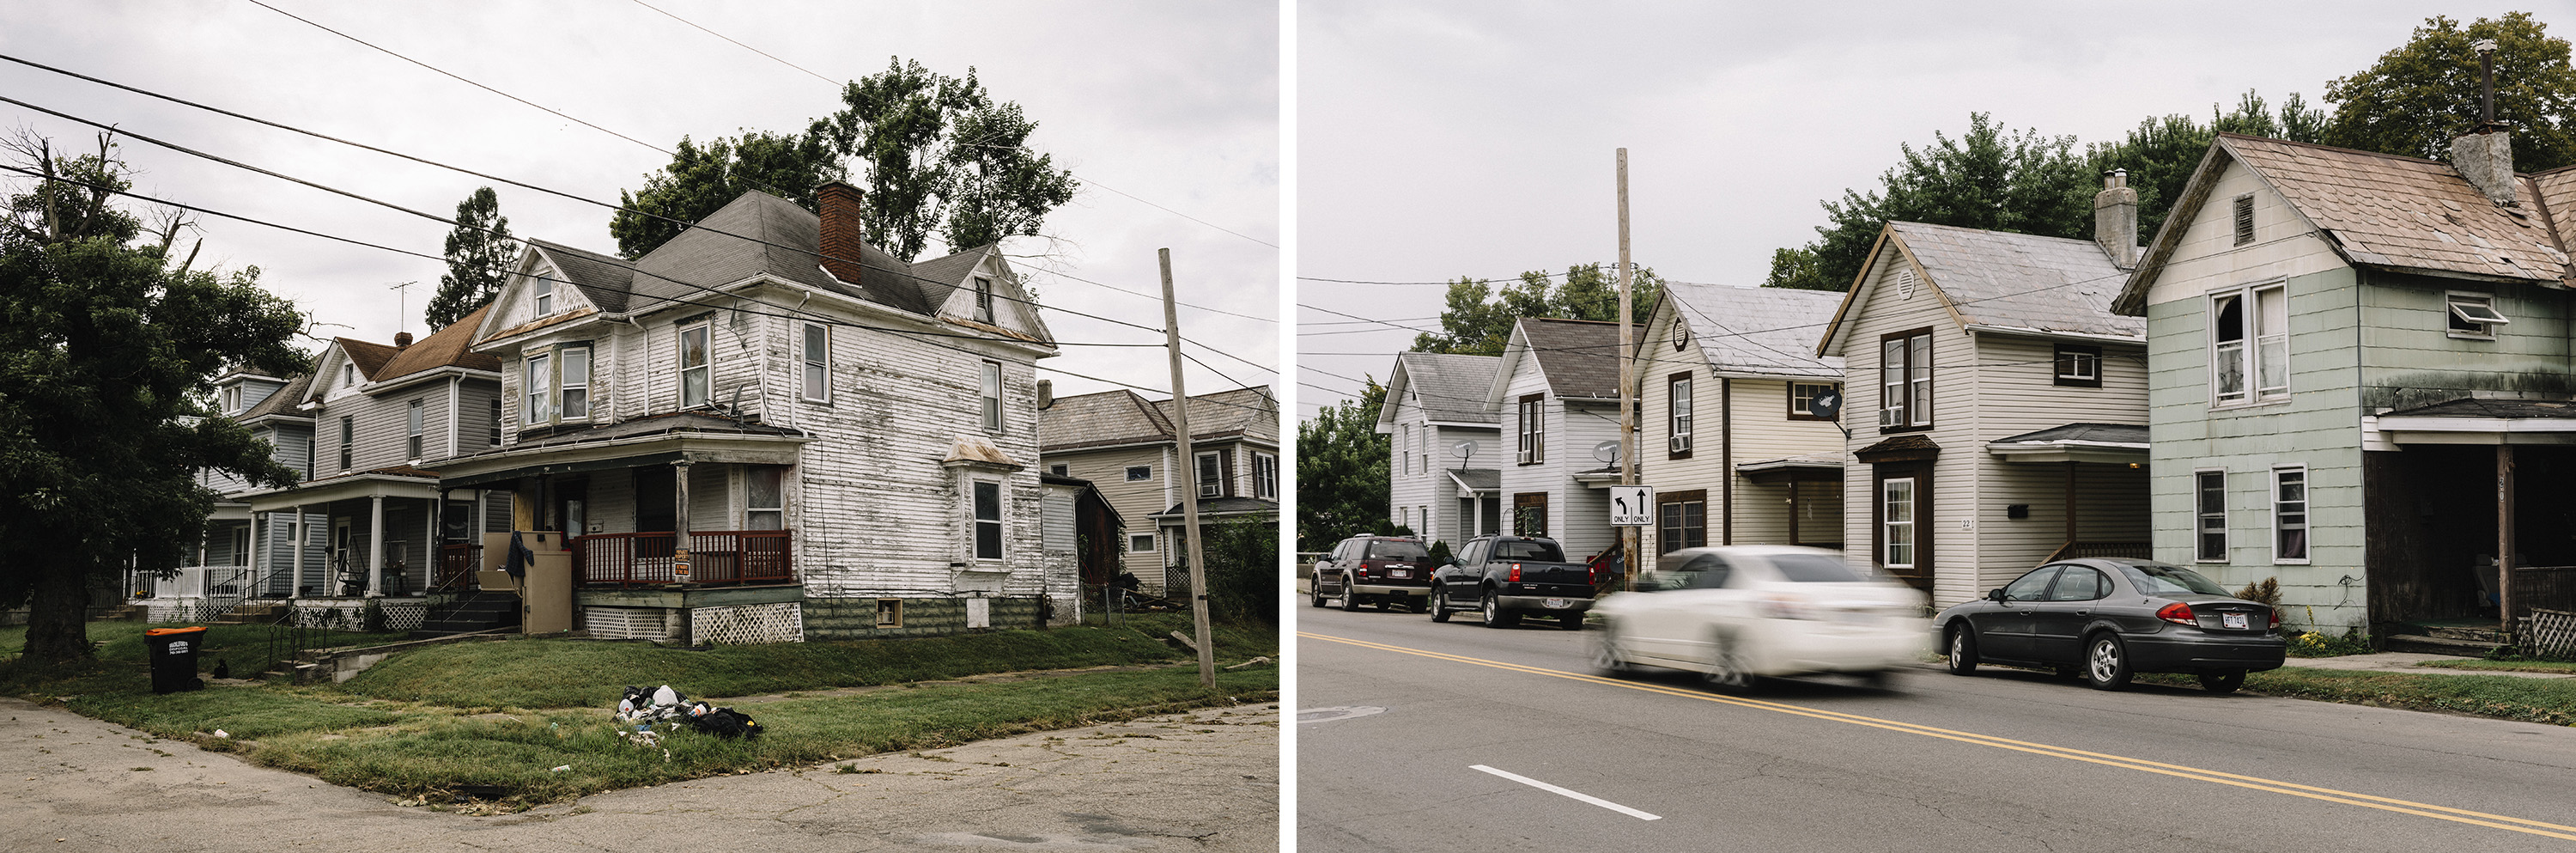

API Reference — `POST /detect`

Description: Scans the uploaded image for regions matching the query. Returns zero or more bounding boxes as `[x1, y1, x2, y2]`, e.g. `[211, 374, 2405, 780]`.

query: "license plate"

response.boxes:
[2222, 612, 2249, 630]
[1543, 598, 1571, 609]
[1390, 570, 1410, 579]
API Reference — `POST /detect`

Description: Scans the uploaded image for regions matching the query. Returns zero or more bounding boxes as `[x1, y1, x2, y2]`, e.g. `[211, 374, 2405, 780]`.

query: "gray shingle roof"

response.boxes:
[239, 372, 313, 421]
[1392, 352, 1501, 423]
[1990, 423, 2149, 448]
[1661, 282, 1845, 378]
[1517, 318, 1637, 399]
[1039, 389, 1172, 450]
[2379, 397, 2576, 419]
[529, 239, 635, 314]
[1447, 467, 1499, 490]
[630, 191, 933, 316]
[1891, 222, 2142, 338]
[1155, 387, 1278, 443]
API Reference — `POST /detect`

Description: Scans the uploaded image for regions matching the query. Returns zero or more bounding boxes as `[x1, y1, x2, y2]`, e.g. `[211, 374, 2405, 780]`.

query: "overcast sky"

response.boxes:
[1295, 1, 2549, 417]
[2, 1, 1279, 401]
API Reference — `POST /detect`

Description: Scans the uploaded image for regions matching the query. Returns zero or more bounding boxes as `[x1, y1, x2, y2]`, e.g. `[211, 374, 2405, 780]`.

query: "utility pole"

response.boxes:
[1161, 248, 1218, 688]
[1616, 149, 1637, 589]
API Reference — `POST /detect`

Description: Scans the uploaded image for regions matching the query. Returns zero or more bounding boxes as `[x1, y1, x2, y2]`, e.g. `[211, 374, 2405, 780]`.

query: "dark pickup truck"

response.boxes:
[1426, 534, 1596, 630]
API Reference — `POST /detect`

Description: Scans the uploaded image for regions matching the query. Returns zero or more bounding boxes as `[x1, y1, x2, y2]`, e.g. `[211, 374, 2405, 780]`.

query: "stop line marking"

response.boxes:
[1470, 765, 1662, 820]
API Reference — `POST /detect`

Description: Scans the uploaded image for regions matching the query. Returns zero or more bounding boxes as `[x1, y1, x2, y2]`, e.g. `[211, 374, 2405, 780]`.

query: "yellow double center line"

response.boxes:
[1302, 631, 2576, 841]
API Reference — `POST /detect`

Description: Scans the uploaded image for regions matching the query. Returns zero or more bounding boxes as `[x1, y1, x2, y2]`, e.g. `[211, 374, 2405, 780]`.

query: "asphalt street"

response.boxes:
[3, 698, 1279, 852]
[1295, 606, 2576, 852]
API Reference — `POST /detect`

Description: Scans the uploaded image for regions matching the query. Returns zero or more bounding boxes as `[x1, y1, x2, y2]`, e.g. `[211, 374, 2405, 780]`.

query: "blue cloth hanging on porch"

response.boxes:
[503, 531, 536, 581]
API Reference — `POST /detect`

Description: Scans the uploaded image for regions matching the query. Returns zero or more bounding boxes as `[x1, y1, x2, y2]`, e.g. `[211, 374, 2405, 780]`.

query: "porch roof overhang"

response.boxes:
[242, 467, 445, 512]
[1149, 497, 1280, 522]
[1986, 423, 2150, 465]
[1736, 454, 1844, 484]
[1572, 466, 1625, 487]
[435, 418, 815, 489]
[1447, 466, 1501, 496]
[2374, 399, 2576, 446]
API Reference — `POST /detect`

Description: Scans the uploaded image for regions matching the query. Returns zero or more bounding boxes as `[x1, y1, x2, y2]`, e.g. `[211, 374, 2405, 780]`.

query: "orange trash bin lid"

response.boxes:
[145, 626, 207, 637]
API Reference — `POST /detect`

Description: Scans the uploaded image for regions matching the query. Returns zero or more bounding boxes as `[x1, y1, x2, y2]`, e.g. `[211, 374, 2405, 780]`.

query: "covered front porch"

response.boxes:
[1737, 453, 1845, 550]
[2369, 401, 2576, 640]
[1987, 423, 2152, 563]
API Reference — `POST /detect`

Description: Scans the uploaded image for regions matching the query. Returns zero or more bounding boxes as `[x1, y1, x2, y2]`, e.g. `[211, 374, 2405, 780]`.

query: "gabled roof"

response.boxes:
[527, 239, 635, 314]
[1820, 222, 2139, 355]
[237, 371, 313, 422]
[2115, 133, 2575, 314]
[336, 338, 400, 381]
[375, 302, 502, 381]
[1155, 387, 1278, 444]
[1381, 351, 1502, 426]
[1497, 317, 1637, 402]
[630, 191, 934, 316]
[1040, 389, 1176, 451]
[1658, 281, 1845, 379]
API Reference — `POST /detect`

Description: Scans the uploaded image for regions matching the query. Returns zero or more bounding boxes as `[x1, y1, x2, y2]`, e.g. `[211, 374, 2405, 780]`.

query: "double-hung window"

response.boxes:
[560, 346, 589, 421]
[1668, 374, 1693, 457]
[970, 480, 1004, 560]
[338, 416, 354, 471]
[973, 277, 995, 324]
[746, 466, 784, 530]
[801, 324, 829, 402]
[533, 273, 555, 314]
[2211, 283, 2287, 405]
[1195, 450, 1224, 499]
[679, 321, 711, 408]
[406, 399, 425, 460]
[1254, 452, 1279, 500]
[1516, 393, 1545, 464]
[2273, 466, 2308, 563]
[488, 399, 502, 447]
[2196, 469, 2228, 562]
[1880, 329, 1932, 429]
[1882, 477, 1917, 570]
[978, 361, 1003, 431]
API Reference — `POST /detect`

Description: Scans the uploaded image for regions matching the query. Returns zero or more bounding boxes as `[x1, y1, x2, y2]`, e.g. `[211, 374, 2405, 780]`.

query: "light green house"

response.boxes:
[2111, 131, 2576, 636]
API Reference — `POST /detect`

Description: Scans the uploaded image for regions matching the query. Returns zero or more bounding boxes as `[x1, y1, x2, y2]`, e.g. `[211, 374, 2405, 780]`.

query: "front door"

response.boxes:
[331, 518, 354, 595]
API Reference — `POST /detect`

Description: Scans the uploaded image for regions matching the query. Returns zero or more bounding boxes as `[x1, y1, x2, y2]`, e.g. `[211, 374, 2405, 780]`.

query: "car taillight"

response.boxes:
[2155, 601, 2196, 626]
[2269, 607, 2281, 628]
[1508, 564, 1522, 582]
[1356, 562, 1371, 579]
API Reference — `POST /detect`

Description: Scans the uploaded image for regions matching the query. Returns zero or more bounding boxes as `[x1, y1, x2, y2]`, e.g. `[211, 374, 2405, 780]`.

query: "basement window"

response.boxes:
[2447, 291, 2508, 339]
[875, 599, 902, 629]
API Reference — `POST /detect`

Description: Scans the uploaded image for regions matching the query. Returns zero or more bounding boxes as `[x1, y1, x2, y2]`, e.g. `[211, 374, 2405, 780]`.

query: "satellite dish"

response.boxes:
[1810, 387, 1843, 421]
[1452, 440, 1479, 460]
[1593, 441, 1621, 463]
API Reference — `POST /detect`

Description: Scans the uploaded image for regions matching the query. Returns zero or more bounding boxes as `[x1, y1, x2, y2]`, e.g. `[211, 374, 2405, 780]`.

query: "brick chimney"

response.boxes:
[2453, 37, 2520, 207]
[2093, 169, 2138, 269]
[393, 331, 413, 349]
[817, 180, 866, 286]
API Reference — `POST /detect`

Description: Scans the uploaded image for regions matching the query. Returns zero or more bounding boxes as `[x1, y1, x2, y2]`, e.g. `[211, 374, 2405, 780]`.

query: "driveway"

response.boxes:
[3, 697, 1279, 852]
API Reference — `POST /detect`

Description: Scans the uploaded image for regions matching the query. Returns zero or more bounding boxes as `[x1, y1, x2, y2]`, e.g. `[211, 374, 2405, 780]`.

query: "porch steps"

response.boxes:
[409, 591, 519, 640]
[2384, 623, 2506, 656]
[212, 602, 291, 625]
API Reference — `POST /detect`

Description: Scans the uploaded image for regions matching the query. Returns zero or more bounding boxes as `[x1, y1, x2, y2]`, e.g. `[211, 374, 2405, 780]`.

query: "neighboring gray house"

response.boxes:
[1040, 386, 1280, 596]
[1375, 351, 1502, 549]
[1633, 282, 1846, 556]
[1816, 174, 2149, 601]
[1489, 318, 1639, 562]
[440, 182, 1071, 642]
[2111, 131, 2576, 635]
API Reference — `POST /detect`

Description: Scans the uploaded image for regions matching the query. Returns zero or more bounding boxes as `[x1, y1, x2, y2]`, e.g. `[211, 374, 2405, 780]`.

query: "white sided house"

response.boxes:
[1818, 174, 2151, 603]
[1491, 318, 1641, 562]
[1376, 351, 1503, 549]
[2111, 131, 2576, 637]
[438, 182, 1070, 642]
[1038, 387, 1280, 597]
[1633, 283, 1846, 556]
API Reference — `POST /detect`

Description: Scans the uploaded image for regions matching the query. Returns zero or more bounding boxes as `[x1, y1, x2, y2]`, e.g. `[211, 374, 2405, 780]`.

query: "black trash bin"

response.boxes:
[145, 626, 208, 694]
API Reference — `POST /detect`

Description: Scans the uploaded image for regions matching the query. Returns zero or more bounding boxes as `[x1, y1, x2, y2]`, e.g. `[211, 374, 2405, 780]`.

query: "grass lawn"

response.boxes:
[2133, 665, 2576, 727]
[1, 613, 1279, 810]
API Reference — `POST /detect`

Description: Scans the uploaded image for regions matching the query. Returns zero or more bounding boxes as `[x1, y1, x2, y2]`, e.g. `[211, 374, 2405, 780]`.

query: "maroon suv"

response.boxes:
[1309, 535, 1435, 612]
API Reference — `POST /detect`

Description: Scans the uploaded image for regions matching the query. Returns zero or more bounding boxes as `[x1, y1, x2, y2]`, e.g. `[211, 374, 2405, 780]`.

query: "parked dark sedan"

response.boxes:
[1934, 558, 2287, 693]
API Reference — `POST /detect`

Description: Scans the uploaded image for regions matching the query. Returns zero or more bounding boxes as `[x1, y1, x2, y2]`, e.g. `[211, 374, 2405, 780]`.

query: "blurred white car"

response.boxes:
[1590, 545, 1928, 692]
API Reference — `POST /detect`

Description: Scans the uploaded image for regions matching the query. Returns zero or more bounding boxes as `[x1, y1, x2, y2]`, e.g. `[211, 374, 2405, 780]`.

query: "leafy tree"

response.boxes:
[1200, 517, 1279, 625]
[0, 133, 307, 667]
[2324, 12, 2576, 172]
[818, 57, 1078, 261]
[1765, 113, 2090, 292]
[1296, 381, 1389, 552]
[609, 129, 845, 259]
[423, 186, 513, 329]
[2084, 91, 2330, 244]
[1412, 263, 1663, 356]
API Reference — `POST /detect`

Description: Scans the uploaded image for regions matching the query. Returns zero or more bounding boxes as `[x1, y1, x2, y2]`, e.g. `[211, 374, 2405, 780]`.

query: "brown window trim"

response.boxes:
[1878, 326, 1934, 434]
[1667, 372, 1694, 460]
[1656, 489, 1708, 554]
[1516, 393, 1546, 466]
[2053, 344, 2104, 388]
[1786, 381, 1838, 422]
[1870, 461, 1935, 593]
[1512, 491, 1549, 537]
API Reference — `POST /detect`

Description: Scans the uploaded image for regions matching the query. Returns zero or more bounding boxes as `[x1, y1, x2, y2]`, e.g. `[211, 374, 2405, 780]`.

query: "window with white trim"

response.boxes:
[1254, 452, 1279, 500]
[1789, 382, 1838, 419]
[406, 399, 425, 460]
[1048, 463, 1068, 476]
[1195, 450, 1224, 499]
[745, 466, 784, 530]
[2211, 283, 2287, 405]
[1516, 393, 1545, 464]
[2054, 344, 2102, 387]
[1128, 533, 1155, 553]
[2196, 469, 2229, 562]
[1401, 424, 1413, 474]
[802, 324, 830, 401]
[970, 480, 1004, 560]
[1882, 477, 1917, 570]
[525, 353, 552, 423]
[222, 386, 241, 415]
[1126, 465, 1151, 482]
[338, 416, 353, 471]
[533, 271, 555, 314]
[1668, 374, 1693, 457]
[2447, 291, 2507, 339]
[1880, 329, 1932, 429]
[2273, 466, 2308, 563]
[679, 321, 711, 409]
[560, 345, 590, 421]
[978, 361, 1003, 431]
[488, 398, 501, 447]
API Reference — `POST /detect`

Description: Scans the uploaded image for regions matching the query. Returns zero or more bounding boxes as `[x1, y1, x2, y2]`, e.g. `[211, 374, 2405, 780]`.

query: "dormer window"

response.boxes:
[342, 363, 355, 389]
[533, 268, 556, 314]
[222, 386, 240, 414]
[974, 277, 994, 324]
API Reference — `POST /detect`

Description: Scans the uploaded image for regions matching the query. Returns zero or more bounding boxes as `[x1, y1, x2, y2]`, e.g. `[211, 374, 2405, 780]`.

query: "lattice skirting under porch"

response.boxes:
[289, 600, 425, 632]
[692, 601, 805, 645]
[2519, 608, 2576, 658]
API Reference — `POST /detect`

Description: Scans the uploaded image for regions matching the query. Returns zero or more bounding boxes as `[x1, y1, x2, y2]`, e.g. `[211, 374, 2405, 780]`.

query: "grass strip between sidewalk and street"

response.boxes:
[2137, 666, 2576, 727]
[1, 614, 1278, 810]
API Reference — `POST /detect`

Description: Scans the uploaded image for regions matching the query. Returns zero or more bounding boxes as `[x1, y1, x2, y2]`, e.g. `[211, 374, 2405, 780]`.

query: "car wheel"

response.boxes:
[2198, 669, 2247, 694]
[1590, 625, 1630, 675]
[1309, 581, 1327, 608]
[1558, 612, 1583, 631]
[1946, 625, 1979, 676]
[1479, 592, 1518, 628]
[2084, 633, 2134, 691]
[1702, 632, 1758, 694]
[1429, 588, 1452, 623]
[1340, 584, 1361, 612]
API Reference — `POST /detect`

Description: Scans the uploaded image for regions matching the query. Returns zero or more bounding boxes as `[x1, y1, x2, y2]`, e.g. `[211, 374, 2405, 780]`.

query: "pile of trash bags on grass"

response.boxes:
[616, 685, 762, 741]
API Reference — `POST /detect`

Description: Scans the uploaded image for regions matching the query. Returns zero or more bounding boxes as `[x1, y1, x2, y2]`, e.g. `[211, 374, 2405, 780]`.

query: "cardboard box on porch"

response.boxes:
[476, 532, 574, 634]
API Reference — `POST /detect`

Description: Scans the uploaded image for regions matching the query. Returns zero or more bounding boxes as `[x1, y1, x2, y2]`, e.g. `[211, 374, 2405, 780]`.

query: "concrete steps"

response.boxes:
[409, 591, 519, 639]
[212, 601, 290, 625]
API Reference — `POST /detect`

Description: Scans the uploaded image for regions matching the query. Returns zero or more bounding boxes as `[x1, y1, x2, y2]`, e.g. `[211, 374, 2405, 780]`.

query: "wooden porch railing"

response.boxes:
[2512, 566, 2576, 621]
[435, 544, 483, 591]
[2045, 541, 2154, 563]
[569, 530, 793, 587]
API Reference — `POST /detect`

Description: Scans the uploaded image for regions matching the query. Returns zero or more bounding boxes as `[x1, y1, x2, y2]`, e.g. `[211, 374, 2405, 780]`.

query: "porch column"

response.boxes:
[674, 460, 693, 582]
[293, 503, 306, 597]
[1788, 481, 1801, 547]
[368, 494, 386, 597]
[2064, 461, 2079, 551]
[2500, 445, 2517, 641]
[246, 511, 261, 591]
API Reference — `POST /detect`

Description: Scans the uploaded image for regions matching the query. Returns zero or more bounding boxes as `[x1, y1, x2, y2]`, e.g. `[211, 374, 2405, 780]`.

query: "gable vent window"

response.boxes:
[2233, 194, 2255, 246]
[2447, 292, 2508, 339]
[1894, 268, 1920, 300]
[974, 277, 995, 325]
